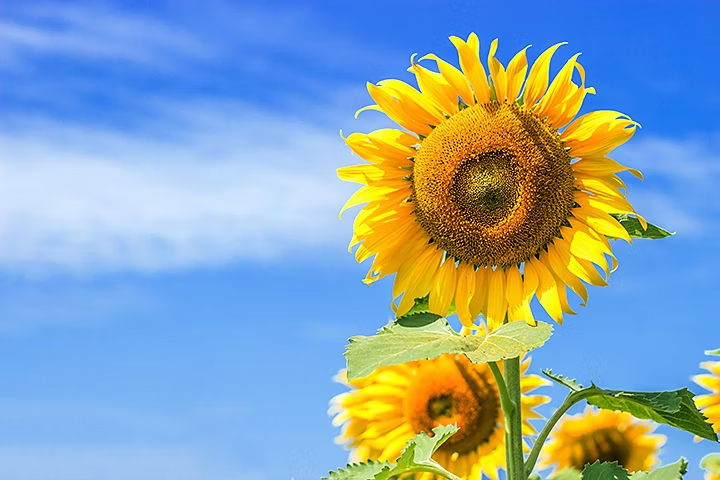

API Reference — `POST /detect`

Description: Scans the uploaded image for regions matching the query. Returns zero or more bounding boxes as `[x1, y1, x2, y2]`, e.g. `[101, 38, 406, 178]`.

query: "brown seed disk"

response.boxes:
[411, 102, 575, 267]
[404, 356, 500, 455]
[569, 428, 632, 470]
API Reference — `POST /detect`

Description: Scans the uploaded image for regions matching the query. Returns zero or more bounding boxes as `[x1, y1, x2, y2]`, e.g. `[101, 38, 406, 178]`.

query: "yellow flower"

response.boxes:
[329, 355, 549, 480]
[539, 406, 665, 473]
[339, 33, 643, 329]
[694, 351, 720, 436]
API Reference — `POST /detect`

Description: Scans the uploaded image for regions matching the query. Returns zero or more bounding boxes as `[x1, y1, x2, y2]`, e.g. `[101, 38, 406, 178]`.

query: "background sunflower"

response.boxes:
[330, 355, 548, 480]
[694, 350, 720, 436]
[539, 406, 665, 474]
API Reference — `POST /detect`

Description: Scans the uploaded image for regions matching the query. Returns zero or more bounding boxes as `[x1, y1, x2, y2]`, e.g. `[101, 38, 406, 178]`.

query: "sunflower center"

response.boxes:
[404, 355, 501, 455]
[411, 102, 575, 267]
[571, 428, 632, 470]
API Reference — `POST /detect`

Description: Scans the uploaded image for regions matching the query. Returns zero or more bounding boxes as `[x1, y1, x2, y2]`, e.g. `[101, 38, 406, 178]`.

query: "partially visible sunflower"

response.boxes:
[701, 453, 720, 480]
[329, 355, 549, 480]
[539, 406, 665, 474]
[693, 350, 720, 436]
[339, 33, 643, 330]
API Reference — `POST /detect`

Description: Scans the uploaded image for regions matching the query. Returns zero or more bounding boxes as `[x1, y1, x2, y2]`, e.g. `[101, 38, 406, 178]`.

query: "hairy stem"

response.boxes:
[524, 389, 593, 477]
[504, 356, 525, 480]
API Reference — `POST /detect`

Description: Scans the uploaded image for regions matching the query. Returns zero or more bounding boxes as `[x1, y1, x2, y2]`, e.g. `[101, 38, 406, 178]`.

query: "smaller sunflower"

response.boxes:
[329, 355, 549, 480]
[694, 351, 720, 437]
[539, 406, 665, 473]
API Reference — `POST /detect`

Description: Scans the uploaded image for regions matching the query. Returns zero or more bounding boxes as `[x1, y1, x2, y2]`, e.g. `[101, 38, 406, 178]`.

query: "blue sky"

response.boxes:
[0, 1, 718, 479]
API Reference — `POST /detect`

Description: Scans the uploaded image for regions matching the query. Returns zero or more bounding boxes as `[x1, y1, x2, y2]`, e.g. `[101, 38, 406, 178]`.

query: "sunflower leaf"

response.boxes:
[542, 369, 584, 391]
[375, 424, 461, 480]
[629, 458, 688, 479]
[611, 214, 674, 239]
[580, 460, 630, 479]
[322, 460, 392, 480]
[705, 348, 720, 356]
[585, 386, 717, 442]
[345, 318, 552, 380]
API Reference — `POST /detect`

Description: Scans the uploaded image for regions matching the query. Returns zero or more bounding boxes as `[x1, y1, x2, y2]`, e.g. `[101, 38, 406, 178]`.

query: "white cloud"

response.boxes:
[0, 446, 264, 480]
[0, 3, 211, 68]
[0, 101, 357, 275]
[615, 135, 720, 237]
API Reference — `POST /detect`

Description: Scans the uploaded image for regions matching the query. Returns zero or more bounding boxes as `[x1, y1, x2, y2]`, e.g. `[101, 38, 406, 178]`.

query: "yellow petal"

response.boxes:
[408, 55, 459, 116]
[429, 258, 458, 317]
[572, 205, 632, 243]
[486, 268, 507, 331]
[419, 53, 474, 106]
[506, 45, 530, 103]
[522, 262, 539, 326]
[543, 245, 588, 306]
[454, 263, 477, 326]
[488, 38, 508, 102]
[525, 42, 566, 107]
[366, 82, 433, 136]
[562, 110, 639, 158]
[449, 34, 490, 104]
[530, 255, 566, 323]
[505, 264, 524, 322]
[469, 266, 489, 321]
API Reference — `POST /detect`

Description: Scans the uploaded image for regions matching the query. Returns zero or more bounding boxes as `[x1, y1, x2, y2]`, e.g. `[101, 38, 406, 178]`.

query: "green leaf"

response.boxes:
[345, 318, 553, 380]
[463, 321, 553, 364]
[630, 458, 688, 479]
[586, 386, 717, 441]
[611, 214, 674, 239]
[581, 461, 630, 479]
[701, 453, 720, 476]
[375, 424, 461, 480]
[322, 460, 391, 480]
[706, 349, 720, 356]
[543, 369, 584, 392]
[549, 467, 582, 480]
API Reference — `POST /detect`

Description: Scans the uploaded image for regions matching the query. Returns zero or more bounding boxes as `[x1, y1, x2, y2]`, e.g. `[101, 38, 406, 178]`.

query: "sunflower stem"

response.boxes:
[504, 356, 526, 480]
[523, 389, 594, 477]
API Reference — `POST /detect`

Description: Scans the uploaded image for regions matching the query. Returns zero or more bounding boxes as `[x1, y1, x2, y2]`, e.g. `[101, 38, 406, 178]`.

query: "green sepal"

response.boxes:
[701, 453, 720, 476]
[611, 214, 674, 239]
[322, 460, 391, 480]
[344, 317, 552, 380]
[705, 348, 720, 356]
[399, 294, 456, 319]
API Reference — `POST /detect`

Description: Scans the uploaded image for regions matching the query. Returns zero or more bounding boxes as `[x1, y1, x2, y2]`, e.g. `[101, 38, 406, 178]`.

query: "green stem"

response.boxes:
[488, 361, 517, 478]
[505, 356, 525, 480]
[523, 389, 594, 477]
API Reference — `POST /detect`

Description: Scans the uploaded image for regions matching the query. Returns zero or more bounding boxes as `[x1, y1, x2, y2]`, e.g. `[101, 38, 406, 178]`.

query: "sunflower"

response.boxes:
[338, 33, 643, 329]
[329, 355, 549, 480]
[539, 406, 664, 474]
[693, 350, 720, 436]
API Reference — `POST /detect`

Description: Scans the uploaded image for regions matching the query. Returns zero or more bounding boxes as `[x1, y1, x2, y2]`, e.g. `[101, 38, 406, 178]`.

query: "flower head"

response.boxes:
[694, 350, 720, 436]
[339, 33, 643, 329]
[539, 406, 665, 473]
[329, 355, 549, 480]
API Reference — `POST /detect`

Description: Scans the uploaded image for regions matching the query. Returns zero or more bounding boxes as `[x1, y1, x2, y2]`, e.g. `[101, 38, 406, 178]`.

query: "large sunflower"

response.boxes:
[329, 355, 549, 480]
[339, 33, 643, 329]
[539, 406, 665, 474]
[693, 350, 720, 436]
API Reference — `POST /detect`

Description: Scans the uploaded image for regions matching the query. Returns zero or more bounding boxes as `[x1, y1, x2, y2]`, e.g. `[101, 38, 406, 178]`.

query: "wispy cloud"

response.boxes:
[0, 101, 358, 275]
[0, 446, 264, 480]
[0, 3, 211, 69]
[616, 135, 720, 237]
